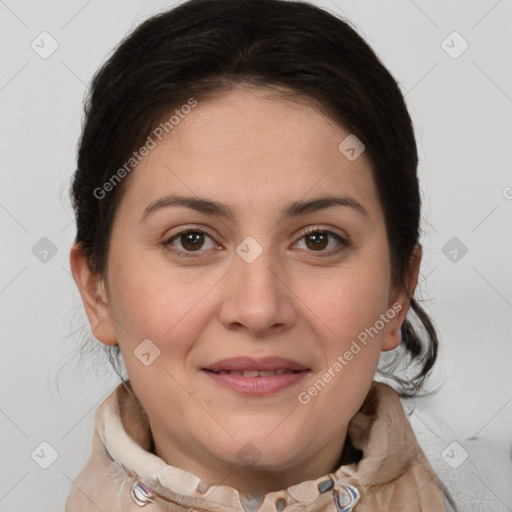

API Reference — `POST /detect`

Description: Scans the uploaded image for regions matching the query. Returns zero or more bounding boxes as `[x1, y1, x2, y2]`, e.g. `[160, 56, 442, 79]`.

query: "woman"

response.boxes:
[66, 0, 455, 510]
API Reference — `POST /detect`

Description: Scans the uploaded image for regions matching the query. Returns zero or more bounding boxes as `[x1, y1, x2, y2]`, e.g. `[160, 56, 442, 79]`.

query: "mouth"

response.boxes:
[203, 368, 304, 376]
[203, 355, 310, 373]
[201, 356, 310, 395]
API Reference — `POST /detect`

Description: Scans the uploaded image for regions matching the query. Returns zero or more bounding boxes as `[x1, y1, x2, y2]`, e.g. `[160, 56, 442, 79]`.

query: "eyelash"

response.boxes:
[163, 226, 349, 259]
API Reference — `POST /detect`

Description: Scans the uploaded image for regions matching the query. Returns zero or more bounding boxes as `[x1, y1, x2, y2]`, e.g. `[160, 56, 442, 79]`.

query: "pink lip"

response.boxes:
[203, 356, 309, 372]
[202, 356, 310, 395]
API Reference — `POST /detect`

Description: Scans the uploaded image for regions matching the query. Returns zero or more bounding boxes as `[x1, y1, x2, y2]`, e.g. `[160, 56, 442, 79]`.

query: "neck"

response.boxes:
[151, 423, 350, 505]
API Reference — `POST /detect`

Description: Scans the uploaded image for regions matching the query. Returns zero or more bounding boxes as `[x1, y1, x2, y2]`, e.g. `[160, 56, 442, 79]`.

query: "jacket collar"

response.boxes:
[94, 380, 432, 511]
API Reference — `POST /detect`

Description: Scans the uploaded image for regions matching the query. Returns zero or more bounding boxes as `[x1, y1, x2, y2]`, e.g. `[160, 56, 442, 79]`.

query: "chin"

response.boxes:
[216, 434, 305, 470]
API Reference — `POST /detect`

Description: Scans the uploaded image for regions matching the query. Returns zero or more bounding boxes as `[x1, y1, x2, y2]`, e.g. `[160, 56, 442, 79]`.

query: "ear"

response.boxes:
[381, 244, 422, 351]
[69, 242, 118, 346]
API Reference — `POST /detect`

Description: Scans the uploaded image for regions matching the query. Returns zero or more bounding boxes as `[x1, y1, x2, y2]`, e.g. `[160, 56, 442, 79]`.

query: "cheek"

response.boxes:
[295, 272, 388, 432]
[108, 256, 217, 353]
[296, 248, 391, 393]
[306, 267, 390, 339]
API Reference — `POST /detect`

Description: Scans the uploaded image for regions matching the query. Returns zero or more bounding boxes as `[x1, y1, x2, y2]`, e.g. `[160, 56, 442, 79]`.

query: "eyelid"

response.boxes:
[299, 225, 348, 241]
[164, 224, 218, 242]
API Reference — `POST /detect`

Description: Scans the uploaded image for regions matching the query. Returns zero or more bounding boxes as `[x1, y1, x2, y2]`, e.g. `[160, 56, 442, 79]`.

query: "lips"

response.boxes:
[203, 355, 310, 373]
[202, 356, 310, 395]
[210, 369, 294, 377]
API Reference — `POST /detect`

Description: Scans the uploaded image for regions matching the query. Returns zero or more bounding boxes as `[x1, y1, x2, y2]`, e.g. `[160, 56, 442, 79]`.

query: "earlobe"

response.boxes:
[69, 243, 118, 346]
[381, 244, 422, 352]
[381, 326, 402, 352]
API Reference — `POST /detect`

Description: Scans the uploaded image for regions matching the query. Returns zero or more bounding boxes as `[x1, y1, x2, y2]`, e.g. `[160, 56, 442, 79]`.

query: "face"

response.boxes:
[71, 86, 418, 489]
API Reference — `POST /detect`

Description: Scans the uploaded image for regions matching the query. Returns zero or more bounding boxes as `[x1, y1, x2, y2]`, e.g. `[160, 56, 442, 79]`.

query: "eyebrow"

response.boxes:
[140, 193, 369, 223]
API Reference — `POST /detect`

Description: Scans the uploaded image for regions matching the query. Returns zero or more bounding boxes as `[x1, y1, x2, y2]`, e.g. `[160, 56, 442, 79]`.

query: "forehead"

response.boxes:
[117, 86, 380, 223]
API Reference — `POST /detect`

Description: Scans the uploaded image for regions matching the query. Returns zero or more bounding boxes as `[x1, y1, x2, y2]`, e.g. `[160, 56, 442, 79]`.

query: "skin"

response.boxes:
[70, 86, 421, 502]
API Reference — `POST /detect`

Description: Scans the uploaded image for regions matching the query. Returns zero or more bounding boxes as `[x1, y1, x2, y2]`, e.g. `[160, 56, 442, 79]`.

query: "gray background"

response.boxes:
[0, 0, 511, 510]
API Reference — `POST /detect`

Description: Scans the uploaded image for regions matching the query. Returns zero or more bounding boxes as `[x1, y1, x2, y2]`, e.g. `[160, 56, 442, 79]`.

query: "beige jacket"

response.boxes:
[65, 381, 451, 511]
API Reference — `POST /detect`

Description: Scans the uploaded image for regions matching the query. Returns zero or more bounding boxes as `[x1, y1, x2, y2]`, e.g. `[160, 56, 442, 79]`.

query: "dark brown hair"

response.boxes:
[70, 0, 438, 397]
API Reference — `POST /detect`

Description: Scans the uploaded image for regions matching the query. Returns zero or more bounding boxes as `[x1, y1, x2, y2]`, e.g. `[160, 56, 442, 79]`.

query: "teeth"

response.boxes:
[214, 369, 296, 376]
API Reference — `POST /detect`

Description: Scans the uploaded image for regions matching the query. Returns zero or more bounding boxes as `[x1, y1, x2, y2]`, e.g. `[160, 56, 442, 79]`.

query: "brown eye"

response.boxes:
[164, 229, 217, 257]
[179, 231, 205, 251]
[295, 229, 348, 256]
[304, 231, 329, 251]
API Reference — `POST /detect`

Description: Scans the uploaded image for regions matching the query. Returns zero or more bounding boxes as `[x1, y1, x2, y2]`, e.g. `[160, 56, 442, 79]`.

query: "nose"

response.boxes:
[217, 244, 298, 338]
